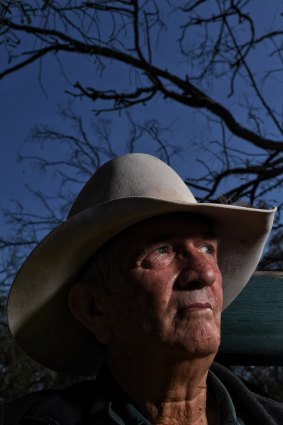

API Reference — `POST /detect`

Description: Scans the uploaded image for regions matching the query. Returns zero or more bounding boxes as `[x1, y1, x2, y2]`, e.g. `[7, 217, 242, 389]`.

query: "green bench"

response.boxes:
[216, 272, 283, 365]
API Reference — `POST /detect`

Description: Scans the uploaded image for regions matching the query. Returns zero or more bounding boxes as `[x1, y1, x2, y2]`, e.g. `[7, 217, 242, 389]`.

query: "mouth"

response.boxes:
[183, 302, 212, 310]
[175, 302, 213, 321]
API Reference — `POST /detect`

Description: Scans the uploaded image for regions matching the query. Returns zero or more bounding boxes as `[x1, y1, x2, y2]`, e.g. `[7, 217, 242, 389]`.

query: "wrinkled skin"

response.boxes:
[101, 213, 223, 363]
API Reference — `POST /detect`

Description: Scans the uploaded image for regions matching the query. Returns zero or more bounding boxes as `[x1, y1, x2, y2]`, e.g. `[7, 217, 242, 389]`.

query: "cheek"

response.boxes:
[213, 272, 223, 326]
[212, 270, 223, 307]
[113, 270, 176, 328]
[138, 268, 177, 305]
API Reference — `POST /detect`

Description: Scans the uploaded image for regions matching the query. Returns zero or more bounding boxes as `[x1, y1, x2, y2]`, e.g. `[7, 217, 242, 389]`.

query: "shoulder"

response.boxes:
[252, 393, 283, 423]
[0, 379, 102, 425]
[211, 362, 283, 424]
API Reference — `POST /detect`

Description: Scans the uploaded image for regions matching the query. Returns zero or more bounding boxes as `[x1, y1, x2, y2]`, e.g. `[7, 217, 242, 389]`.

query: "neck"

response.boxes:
[108, 351, 217, 425]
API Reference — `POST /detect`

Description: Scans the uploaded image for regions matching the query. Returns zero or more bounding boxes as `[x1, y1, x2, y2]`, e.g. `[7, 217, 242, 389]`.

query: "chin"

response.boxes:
[177, 323, 221, 359]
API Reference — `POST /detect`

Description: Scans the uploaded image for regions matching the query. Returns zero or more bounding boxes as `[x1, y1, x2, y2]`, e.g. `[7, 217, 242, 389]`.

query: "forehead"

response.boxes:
[120, 213, 215, 244]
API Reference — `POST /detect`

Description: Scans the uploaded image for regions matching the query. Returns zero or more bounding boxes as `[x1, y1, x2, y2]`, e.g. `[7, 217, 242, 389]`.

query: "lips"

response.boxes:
[176, 302, 212, 320]
[187, 302, 212, 309]
[179, 302, 212, 311]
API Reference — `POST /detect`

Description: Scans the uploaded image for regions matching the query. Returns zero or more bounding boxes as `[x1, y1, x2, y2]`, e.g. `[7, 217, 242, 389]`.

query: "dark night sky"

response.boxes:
[1, 2, 282, 230]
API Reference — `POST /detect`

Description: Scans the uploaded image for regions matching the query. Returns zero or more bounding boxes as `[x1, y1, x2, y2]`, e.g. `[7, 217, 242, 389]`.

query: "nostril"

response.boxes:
[188, 281, 205, 290]
[176, 280, 209, 290]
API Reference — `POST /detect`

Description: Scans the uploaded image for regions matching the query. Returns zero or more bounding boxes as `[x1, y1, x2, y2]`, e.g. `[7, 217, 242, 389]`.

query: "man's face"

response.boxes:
[100, 213, 223, 361]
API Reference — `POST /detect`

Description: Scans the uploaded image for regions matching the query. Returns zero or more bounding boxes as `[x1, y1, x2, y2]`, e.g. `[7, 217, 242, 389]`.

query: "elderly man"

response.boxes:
[2, 154, 283, 424]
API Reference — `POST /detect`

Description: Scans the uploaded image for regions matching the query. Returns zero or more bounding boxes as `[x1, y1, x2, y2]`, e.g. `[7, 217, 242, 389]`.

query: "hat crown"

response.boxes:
[69, 153, 196, 217]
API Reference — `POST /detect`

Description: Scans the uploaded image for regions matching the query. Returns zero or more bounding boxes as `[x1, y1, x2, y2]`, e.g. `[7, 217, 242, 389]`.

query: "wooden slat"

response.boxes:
[216, 272, 283, 365]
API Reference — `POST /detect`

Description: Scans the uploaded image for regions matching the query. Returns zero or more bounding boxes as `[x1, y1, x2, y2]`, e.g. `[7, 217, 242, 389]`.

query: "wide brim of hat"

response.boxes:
[7, 197, 276, 375]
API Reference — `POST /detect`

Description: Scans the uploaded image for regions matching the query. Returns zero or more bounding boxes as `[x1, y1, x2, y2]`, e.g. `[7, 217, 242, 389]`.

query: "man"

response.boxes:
[2, 153, 283, 424]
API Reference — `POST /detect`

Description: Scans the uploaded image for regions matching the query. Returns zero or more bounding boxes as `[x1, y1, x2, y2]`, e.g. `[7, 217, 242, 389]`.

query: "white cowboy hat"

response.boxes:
[7, 153, 276, 375]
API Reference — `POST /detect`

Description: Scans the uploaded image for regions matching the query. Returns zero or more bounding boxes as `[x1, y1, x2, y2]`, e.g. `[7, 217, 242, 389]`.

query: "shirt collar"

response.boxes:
[97, 366, 245, 425]
[92, 365, 151, 425]
[93, 365, 244, 425]
[208, 369, 245, 425]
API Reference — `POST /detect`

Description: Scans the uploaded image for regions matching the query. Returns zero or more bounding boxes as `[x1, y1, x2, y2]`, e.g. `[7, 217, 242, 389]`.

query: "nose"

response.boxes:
[174, 247, 218, 290]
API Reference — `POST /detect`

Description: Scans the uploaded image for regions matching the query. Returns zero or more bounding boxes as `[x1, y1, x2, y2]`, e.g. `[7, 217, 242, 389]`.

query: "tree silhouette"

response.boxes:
[1, 1, 283, 211]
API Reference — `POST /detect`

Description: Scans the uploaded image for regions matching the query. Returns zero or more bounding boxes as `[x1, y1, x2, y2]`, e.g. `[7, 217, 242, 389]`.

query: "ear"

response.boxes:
[68, 282, 111, 345]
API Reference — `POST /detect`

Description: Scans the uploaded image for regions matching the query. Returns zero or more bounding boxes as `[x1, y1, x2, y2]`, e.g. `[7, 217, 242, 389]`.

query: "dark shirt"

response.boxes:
[106, 367, 244, 425]
[2, 363, 283, 424]
[208, 370, 245, 425]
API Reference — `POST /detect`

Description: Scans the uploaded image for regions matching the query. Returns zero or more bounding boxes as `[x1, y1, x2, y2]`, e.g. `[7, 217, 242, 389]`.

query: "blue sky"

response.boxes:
[0, 55, 203, 211]
[1, 1, 282, 232]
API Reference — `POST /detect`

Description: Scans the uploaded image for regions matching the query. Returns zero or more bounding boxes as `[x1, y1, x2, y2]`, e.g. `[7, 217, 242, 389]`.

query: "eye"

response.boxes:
[140, 244, 174, 268]
[199, 243, 215, 255]
[155, 245, 171, 254]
